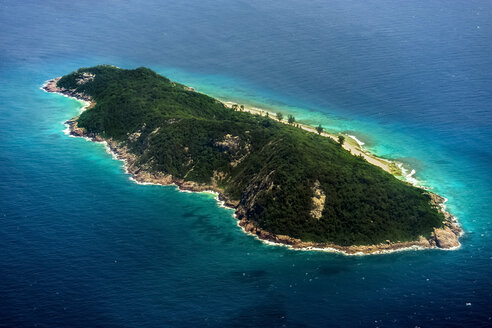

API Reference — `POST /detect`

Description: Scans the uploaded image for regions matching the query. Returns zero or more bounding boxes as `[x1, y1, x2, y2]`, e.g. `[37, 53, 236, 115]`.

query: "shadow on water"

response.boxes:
[223, 300, 289, 328]
[230, 269, 268, 284]
[222, 292, 314, 328]
[316, 265, 351, 277]
[182, 206, 236, 244]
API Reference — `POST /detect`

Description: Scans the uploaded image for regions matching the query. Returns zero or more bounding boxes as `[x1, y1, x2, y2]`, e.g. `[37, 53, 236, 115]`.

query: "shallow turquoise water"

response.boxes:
[1, 0, 491, 326]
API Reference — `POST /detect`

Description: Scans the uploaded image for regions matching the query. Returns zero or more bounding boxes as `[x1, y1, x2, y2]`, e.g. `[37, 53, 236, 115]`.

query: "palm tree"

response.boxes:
[316, 125, 323, 135]
[276, 112, 283, 121]
[288, 115, 295, 125]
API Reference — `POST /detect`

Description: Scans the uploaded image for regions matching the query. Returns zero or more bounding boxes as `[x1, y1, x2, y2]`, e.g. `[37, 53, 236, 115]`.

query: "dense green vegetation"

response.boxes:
[58, 65, 444, 246]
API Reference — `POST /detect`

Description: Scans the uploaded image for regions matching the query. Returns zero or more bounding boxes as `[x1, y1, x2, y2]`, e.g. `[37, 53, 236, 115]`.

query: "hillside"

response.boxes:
[48, 65, 460, 249]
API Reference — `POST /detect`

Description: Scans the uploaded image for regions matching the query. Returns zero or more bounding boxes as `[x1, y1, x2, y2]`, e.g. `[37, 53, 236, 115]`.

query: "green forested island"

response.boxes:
[44, 65, 461, 253]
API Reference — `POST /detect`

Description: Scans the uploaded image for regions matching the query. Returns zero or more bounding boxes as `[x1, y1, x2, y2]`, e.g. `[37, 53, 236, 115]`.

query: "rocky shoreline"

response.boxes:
[44, 77, 463, 255]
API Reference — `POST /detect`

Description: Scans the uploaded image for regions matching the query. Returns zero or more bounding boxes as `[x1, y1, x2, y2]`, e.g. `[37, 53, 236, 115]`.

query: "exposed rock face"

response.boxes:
[215, 134, 240, 151]
[310, 180, 326, 220]
[432, 227, 460, 248]
[240, 169, 275, 219]
[128, 132, 141, 142]
[43, 78, 92, 102]
[428, 192, 462, 249]
[76, 72, 95, 85]
[150, 127, 160, 135]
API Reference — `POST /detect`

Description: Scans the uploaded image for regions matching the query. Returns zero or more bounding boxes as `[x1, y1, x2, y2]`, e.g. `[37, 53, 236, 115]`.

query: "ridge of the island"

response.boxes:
[43, 65, 462, 254]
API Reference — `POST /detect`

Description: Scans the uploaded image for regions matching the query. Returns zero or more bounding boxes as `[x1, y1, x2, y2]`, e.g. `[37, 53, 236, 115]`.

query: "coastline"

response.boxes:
[43, 77, 462, 255]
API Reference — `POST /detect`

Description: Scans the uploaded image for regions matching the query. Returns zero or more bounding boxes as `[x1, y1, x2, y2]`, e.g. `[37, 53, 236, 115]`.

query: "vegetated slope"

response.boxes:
[58, 65, 444, 246]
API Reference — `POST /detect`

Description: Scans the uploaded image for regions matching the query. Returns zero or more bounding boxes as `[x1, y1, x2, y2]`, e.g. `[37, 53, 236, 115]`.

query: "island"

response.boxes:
[43, 65, 462, 254]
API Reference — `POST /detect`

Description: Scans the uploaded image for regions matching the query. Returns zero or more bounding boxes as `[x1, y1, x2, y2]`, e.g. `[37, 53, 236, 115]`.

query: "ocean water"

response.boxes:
[1, 0, 491, 326]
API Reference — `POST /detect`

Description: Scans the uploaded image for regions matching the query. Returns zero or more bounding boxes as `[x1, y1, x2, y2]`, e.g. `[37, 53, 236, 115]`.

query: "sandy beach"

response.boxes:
[222, 102, 397, 174]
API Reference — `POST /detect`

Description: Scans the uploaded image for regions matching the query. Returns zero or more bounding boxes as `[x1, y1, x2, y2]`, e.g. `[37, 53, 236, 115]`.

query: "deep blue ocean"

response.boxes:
[1, 0, 491, 326]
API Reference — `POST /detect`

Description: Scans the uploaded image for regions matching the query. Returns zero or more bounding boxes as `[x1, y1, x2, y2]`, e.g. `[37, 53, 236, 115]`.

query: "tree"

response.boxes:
[288, 115, 295, 124]
[232, 104, 238, 111]
[240, 105, 244, 111]
[338, 135, 345, 146]
[316, 124, 323, 135]
[276, 112, 283, 121]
